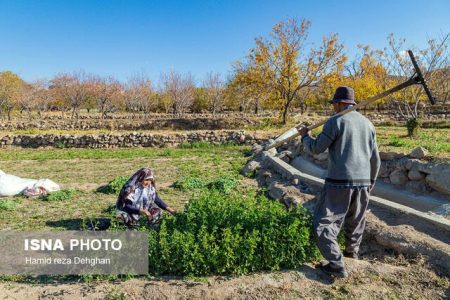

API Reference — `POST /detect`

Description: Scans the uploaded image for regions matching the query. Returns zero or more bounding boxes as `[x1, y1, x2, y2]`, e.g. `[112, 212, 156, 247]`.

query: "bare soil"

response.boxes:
[0, 257, 448, 299]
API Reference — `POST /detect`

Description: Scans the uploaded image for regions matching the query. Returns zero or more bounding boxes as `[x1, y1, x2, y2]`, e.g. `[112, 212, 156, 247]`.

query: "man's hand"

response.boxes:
[298, 127, 311, 138]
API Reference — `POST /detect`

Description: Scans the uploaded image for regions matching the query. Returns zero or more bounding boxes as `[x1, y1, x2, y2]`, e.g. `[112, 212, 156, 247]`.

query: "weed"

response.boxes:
[0, 200, 17, 211]
[179, 141, 212, 149]
[105, 287, 126, 300]
[388, 136, 406, 147]
[55, 142, 67, 149]
[98, 176, 129, 194]
[173, 176, 206, 190]
[40, 189, 77, 201]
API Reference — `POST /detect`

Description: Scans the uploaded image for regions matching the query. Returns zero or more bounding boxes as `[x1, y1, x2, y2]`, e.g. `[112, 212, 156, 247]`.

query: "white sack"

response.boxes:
[0, 170, 60, 197]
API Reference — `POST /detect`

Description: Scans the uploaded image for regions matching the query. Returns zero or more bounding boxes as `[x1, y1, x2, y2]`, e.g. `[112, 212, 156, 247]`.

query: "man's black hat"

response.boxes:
[328, 86, 357, 105]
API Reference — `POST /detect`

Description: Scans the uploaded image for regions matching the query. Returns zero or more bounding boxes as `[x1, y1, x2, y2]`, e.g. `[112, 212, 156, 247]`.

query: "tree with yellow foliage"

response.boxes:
[0, 71, 24, 121]
[238, 18, 346, 124]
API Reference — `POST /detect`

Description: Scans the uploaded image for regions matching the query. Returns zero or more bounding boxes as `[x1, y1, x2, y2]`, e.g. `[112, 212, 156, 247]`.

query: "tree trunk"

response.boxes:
[282, 106, 288, 124]
[254, 101, 260, 115]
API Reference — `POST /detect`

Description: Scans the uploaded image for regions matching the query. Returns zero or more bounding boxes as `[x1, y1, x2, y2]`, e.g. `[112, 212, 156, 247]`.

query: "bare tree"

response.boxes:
[90, 76, 123, 119]
[124, 73, 155, 117]
[203, 72, 224, 115]
[17, 82, 36, 119]
[161, 70, 195, 115]
[51, 72, 90, 121]
[32, 80, 53, 117]
[381, 33, 449, 123]
[426, 33, 450, 105]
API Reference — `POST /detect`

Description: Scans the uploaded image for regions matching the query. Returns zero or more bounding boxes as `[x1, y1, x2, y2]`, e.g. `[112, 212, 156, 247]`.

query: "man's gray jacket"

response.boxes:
[302, 110, 381, 187]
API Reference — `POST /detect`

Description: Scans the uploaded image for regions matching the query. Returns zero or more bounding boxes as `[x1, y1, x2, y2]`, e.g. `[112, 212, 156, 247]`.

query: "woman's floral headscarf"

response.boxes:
[116, 167, 154, 209]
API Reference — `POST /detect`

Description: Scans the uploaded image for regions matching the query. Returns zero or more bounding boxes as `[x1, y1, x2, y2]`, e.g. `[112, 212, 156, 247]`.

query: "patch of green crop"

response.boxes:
[207, 175, 238, 193]
[98, 176, 129, 194]
[0, 200, 17, 211]
[173, 176, 206, 190]
[146, 188, 319, 276]
[40, 189, 77, 201]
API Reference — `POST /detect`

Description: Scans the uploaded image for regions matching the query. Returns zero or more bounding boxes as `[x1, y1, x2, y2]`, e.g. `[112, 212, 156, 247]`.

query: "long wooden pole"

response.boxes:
[264, 77, 417, 151]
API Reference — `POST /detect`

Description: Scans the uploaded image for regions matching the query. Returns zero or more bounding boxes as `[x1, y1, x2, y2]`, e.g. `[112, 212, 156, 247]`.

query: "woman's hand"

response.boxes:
[166, 207, 177, 215]
[140, 208, 152, 218]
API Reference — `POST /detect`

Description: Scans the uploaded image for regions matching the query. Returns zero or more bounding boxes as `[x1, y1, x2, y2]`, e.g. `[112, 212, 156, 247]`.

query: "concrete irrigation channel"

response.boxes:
[242, 143, 450, 274]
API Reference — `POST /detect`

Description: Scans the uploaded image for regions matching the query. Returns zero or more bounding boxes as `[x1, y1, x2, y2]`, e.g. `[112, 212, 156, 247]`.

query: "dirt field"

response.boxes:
[0, 146, 449, 299]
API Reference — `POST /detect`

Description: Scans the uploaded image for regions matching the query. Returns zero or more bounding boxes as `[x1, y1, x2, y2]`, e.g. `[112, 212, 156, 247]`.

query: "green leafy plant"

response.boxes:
[173, 176, 206, 190]
[388, 136, 406, 147]
[98, 176, 129, 194]
[207, 175, 238, 193]
[40, 189, 77, 201]
[147, 188, 319, 276]
[0, 200, 17, 211]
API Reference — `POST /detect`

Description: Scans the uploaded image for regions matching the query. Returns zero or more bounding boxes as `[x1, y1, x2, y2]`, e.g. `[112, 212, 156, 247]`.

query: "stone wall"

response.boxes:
[0, 131, 263, 149]
[0, 115, 276, 131]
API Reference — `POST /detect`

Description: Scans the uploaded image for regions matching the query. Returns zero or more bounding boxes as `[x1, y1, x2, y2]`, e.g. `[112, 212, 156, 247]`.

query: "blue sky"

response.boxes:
[0, 0, 448, 84]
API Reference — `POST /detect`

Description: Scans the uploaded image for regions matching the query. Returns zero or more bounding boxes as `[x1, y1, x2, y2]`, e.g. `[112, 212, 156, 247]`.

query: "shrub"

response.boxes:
[173, 176, 206, 190]
[40, 189, 77, 201]
[98, 176, 129, 194]
[0, 200, 17, 211]
[406, 117, 422, 137]
[147, 189, 319, 276]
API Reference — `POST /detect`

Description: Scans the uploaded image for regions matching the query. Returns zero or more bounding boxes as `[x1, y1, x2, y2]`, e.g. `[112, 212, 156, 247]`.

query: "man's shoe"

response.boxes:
[343, 250, 358, 259]
[318, 263, 348, 278]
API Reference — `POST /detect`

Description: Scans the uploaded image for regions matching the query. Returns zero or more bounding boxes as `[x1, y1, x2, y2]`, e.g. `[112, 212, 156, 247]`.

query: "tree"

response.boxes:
[32, 80, 53, 117]
[0, 71, 24, 120]
[203, 72, 224, 114]
[17, 82, 36, 119]
[229, 61, 274, 114]
[425, 33, 449, 106]
[241, 18, 346, 124]
[51, 72, 90, 120]
[192, 87, 209, 113]
[90, 76, 123, 119]
[124, 73, 155, 117]
[380, 33, 449, 136]
[161, 70, 195, 115]
[344, 45, 388, 112]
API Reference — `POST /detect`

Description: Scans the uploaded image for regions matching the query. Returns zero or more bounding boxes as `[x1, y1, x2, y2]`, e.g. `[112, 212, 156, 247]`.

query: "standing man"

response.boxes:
[298, 86, 381, 278]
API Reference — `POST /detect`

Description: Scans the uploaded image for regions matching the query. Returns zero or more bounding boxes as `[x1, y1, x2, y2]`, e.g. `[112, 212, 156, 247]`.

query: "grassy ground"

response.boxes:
[375, 126, 450, 161]
[0, 144, 251, 230]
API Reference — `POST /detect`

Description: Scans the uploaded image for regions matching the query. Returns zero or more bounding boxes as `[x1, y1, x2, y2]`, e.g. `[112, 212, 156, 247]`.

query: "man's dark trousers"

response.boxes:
[313, 184, 370, 269]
